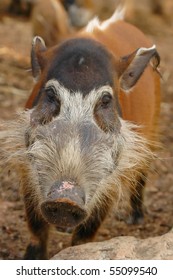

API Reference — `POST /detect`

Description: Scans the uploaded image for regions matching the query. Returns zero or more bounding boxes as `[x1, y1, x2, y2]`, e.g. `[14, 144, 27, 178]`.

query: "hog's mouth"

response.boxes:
[41, 199, 87, 228]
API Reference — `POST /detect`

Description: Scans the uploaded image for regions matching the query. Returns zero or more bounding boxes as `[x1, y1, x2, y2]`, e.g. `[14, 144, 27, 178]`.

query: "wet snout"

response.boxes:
[41, 181, 87, 228]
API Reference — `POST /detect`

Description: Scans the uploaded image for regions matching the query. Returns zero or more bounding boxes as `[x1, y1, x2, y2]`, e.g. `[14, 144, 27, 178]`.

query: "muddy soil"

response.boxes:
[0, 12, 173, 260]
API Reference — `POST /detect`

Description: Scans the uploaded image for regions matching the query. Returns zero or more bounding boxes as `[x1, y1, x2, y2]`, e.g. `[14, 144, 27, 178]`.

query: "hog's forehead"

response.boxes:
[46, 38, 115, 96]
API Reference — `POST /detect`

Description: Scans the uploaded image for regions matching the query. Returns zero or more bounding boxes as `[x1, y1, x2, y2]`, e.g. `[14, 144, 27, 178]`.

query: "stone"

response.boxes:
[52, 229, 173, 260]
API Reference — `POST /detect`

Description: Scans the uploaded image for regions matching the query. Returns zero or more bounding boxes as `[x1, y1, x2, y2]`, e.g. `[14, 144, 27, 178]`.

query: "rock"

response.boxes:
[52, 229, 173, 260]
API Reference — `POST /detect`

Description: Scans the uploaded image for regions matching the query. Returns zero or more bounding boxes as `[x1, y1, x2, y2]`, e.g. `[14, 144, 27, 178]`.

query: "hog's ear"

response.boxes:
[31, 36, 47, 81]
[119, 45, 160, 92]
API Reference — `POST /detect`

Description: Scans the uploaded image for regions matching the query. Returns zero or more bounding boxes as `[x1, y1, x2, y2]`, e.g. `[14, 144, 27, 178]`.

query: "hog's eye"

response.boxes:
[46, 87, 56, 103]
[45, 87, 61, 106]
[65, 0, 75, 5]
[101, 92, 112, 108]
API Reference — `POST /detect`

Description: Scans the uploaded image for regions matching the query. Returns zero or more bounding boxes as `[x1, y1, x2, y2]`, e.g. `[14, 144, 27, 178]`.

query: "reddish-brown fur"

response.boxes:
[31, 0, 74, 47]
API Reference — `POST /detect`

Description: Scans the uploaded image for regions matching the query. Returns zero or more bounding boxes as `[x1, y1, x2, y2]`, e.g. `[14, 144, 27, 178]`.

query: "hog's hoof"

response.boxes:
[24, 243, 48, 260]
[126, 211, 144, 225]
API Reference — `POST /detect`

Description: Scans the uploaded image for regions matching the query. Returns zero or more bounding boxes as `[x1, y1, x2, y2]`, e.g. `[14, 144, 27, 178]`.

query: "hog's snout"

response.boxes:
[41, 181, 87, 228]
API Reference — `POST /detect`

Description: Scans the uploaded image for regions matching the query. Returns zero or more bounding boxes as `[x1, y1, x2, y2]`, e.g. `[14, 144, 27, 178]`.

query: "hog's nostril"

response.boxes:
[45, 204, 56, 218]
[50, 207, 58, 216]
[50, 206, 58, 214]
[72, 211, 81, 221]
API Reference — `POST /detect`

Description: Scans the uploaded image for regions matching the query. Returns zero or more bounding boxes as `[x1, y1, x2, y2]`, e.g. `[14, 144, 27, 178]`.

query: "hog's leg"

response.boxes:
[23, 194, 49, 260]
[71, 206, 108, 246]
[128, 173, 146, 224]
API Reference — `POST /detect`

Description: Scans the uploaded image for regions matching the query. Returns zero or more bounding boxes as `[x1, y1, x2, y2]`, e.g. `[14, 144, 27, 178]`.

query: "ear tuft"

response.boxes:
[31, 36, 47, 81]
[136, 45, 156, 56]
[32, 36, 46, 52]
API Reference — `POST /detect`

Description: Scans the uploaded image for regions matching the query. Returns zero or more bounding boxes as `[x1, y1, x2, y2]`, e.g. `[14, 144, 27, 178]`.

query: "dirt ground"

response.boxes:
[0, 9, 173, 260]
